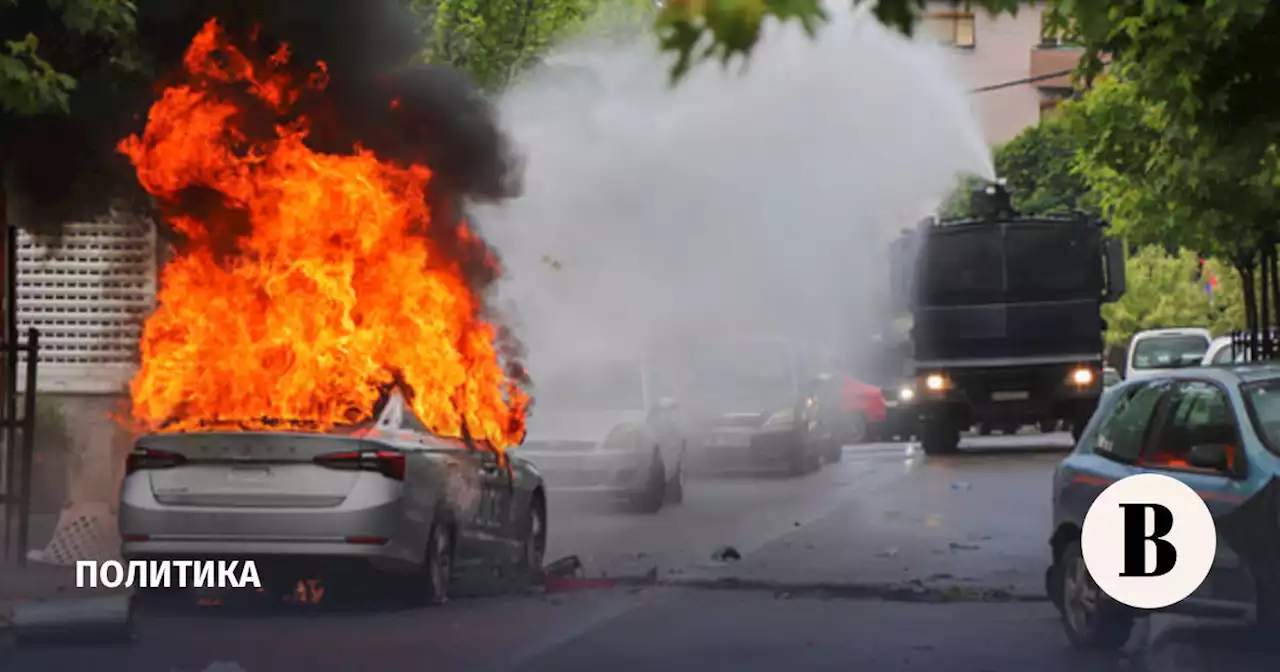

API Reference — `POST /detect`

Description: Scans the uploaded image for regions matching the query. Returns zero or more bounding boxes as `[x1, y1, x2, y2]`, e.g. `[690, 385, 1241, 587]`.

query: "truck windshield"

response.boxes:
[916, 223, 1102, 305]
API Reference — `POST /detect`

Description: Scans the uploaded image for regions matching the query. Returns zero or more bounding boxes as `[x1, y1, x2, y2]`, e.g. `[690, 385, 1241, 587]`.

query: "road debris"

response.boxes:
[541, 555, 617, 593]
[949, 542, 981, 551]
[876, 547, 900, 558]
[950, 482, 972, 490]
[711, 546, 742, 562]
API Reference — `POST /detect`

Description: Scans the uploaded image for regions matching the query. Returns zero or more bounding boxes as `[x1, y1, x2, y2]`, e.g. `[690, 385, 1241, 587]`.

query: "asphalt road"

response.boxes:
[2, 432, 1274, 671]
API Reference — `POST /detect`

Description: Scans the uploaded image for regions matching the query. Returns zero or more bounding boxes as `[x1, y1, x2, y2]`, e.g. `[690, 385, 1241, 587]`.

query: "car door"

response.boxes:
[1056, 380, 1171, 524]
[1137, 379, 1257, 603]
[447, 438, 513, 565]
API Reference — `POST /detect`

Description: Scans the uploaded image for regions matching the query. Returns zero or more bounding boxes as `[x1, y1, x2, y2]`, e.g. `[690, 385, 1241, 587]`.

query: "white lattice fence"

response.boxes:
[15, 219, 157, 394]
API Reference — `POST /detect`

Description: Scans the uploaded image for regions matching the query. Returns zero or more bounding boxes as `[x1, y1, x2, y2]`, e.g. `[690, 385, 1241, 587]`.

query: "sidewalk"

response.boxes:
[0, 561, 129, 631]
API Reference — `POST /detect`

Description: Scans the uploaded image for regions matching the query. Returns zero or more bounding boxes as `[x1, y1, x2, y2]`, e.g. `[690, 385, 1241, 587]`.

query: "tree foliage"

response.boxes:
[416, 0, 651, 91]
[0, 0, 149, 232]
[1101, 246, 1241, 357]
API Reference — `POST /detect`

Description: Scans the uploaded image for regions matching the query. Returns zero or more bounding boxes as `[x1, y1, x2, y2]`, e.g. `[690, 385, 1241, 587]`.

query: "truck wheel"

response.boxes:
[977, 423, 992, 436]
[1038, 419, 1057, 433]
[920, 419, 960, 455]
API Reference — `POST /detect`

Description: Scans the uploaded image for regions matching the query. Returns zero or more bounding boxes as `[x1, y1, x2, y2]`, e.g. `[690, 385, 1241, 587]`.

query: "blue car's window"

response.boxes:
[1092, 382, 1165, 462]
[1242, 378, 1280, 456]
[1144, 382, 1238, 471]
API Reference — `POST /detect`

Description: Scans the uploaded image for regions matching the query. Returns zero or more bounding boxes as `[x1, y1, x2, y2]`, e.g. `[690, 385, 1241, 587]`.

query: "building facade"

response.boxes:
[921, 1, 1083, 144]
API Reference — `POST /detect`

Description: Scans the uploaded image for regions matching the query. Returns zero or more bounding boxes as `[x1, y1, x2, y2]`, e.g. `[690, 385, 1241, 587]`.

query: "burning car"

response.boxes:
[674, 336, 838, 476]
[514, 358, 688, 513]
[120, 390, 547, 605]
[113, 20, 536, 605]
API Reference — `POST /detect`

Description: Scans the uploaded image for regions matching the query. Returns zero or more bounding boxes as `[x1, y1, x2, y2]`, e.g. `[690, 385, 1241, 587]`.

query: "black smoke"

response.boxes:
[132, 0, 529, 408]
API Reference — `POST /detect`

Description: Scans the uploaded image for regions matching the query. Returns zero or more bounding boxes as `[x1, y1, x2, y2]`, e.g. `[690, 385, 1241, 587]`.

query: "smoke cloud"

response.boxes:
[482, 6, 993, 393]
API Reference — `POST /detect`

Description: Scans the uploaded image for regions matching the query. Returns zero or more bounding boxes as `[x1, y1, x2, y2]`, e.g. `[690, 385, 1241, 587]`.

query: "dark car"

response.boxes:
[120, 389, 547, 605]
[669, 335, 839, 476]
[1047, 366, 1280, 649]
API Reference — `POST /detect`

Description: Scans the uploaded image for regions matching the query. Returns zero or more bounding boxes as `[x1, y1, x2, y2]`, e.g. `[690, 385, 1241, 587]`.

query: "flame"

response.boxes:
[118, 20, 527, 449]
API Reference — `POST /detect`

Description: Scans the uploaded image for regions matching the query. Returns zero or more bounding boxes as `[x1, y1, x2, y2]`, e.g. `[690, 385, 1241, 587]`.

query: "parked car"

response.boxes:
[119, 389, 547, 605]
[1124, 327, 1211, 380]
[514, 357, 688, 513]
[1047, 366, 1280, 649]
[671, 335, 838, 476]
[831, 372, 888, 447]
[1102, 366, 1121, 388]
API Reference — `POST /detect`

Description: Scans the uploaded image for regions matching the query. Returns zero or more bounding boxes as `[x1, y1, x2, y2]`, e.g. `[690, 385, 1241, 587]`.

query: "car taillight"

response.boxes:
[313, 449, 406, 481]
[125, 448, 187, 475]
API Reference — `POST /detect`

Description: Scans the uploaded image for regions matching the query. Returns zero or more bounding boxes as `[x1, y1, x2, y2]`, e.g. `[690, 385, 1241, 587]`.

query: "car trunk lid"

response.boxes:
[135, 432, 375, 508]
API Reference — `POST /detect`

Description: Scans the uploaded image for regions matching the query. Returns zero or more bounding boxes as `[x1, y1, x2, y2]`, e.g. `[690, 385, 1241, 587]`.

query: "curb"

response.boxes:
[598, 573, 1049, 603]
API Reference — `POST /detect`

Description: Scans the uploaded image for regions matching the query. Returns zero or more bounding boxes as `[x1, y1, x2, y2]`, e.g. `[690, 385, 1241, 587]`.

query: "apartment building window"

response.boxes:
[1039, 12, 1079, 47]
[921, 11, 976, 48]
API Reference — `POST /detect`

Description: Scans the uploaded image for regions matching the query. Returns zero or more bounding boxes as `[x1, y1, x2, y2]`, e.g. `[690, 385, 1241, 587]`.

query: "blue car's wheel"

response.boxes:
[1059, 540, 1134, 650]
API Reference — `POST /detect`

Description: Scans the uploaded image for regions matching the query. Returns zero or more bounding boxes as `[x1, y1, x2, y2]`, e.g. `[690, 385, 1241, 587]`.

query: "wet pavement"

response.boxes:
[1, 432, 1274, 671]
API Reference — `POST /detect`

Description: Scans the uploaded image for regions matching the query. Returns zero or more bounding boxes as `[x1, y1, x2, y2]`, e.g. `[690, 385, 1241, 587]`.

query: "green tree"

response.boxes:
[0, 0, 146, 234]
[1101, 246, 1239, 358]
[417, 0, 651, 91]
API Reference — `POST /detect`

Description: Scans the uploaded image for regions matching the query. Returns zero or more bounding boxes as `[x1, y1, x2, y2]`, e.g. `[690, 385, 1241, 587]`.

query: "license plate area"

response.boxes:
[712, 433, 751, 448]
[228, 464, 273, 481]
[991, 391, 1030, 402]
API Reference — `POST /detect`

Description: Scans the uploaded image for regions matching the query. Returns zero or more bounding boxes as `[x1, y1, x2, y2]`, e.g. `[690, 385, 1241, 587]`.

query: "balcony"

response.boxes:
[1029, 43, 1084, 90]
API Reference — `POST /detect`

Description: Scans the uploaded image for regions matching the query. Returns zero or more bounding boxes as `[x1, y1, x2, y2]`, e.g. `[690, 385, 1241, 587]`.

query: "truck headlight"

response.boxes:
[898, 387, 915, 402]
[1070, 367, 1094, 386]
[762, 408, 795, 430]
[924, 374, 947, 391]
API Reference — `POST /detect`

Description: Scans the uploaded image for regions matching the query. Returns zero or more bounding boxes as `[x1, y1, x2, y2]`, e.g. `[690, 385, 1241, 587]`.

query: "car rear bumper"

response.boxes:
[118, 476, 421, 573]
[685, 430, 798, 472]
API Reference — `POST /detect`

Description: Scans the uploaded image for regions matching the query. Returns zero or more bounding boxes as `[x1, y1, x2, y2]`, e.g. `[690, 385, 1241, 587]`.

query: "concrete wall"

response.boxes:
[44, 393, 133, 510]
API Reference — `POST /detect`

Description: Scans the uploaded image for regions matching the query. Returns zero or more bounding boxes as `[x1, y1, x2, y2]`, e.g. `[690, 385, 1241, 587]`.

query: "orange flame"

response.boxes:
[118, 20, 527, 449]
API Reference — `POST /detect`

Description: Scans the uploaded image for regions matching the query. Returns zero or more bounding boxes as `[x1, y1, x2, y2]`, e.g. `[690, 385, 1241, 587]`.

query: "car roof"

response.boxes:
[1132, 327, 1212, 339]
[1117, 363, 1280, 387]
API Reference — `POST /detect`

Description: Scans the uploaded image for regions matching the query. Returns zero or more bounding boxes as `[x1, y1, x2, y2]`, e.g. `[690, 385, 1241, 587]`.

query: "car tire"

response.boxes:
[845, 412, 868, 445]
[414, 521, 454, 607]
[664, 458, 685, 505]
[920, 419, 960, 456]
[631, 450, 666, 513]
[826, 439, 844, 463]
[1058, 540, 1134, 650]
[1255, 581, 1280, 630]
[516, 495, 548, 585]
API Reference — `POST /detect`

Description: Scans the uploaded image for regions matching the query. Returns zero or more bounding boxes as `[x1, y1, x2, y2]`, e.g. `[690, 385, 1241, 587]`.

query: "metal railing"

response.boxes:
[2, 223, 42, 567]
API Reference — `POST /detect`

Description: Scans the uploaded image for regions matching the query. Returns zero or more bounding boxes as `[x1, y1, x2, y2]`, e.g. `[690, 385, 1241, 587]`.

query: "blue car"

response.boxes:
[1047, 365, 1280, 649]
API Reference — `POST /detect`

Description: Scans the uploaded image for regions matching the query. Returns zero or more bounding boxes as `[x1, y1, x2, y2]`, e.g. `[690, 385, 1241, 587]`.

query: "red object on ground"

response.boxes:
[543, 577, 617, 593]
[838, 374, 887, 424]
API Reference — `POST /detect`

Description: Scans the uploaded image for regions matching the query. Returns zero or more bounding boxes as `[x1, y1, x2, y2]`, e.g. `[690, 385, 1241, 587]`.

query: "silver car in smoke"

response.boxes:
[514, 358, 688, 513]
[118, 389, 547, 604]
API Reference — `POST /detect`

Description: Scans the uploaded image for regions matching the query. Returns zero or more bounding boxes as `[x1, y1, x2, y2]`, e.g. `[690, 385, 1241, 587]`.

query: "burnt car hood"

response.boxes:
[1217, 476, 1280, 597]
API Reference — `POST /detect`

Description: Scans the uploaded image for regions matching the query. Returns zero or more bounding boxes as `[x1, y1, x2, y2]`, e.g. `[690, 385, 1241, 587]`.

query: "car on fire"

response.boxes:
[119, 389, 547, 606]
[1047, 365, 1280, 649]
[671, 335, 841, 476]
[513, 357, 688, 513]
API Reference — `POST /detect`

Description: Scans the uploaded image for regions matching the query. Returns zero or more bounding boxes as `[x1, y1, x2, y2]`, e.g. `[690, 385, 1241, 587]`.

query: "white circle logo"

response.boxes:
[1080, 473, 1217, 609]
